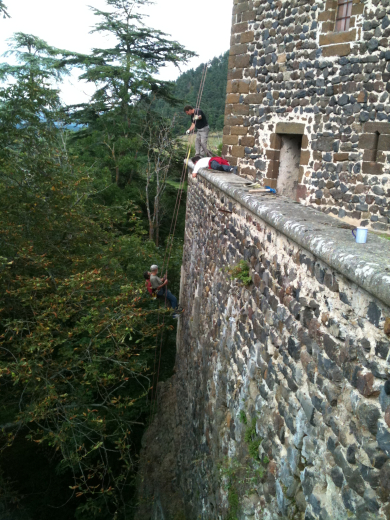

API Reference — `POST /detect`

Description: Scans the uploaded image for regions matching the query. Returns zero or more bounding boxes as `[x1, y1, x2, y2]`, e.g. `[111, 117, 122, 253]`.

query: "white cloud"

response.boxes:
[0, 0, 232, 104]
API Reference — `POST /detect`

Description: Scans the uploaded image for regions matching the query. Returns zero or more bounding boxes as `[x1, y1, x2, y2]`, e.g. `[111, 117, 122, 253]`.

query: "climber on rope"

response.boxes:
[144, 271, 159, 299]
[184, 105, 210, 158]
[191, 156, 237, 178]
[149, 265, 182, 319]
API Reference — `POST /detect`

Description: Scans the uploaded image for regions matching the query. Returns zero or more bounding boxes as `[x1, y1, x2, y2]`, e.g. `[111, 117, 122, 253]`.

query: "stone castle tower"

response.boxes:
[223, 0, 390, 233]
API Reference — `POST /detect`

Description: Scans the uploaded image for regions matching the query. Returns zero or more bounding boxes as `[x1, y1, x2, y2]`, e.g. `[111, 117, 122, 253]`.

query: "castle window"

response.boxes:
[335, 0, 353, 32]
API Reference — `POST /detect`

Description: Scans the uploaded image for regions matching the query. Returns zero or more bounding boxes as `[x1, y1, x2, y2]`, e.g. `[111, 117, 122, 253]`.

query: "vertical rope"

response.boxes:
[149, 62, 210, 417]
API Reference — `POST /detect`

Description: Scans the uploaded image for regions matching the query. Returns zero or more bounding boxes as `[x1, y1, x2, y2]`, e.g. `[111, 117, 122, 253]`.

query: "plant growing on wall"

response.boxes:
[224, 260, 252, 286]
[244, 419, 263, 461]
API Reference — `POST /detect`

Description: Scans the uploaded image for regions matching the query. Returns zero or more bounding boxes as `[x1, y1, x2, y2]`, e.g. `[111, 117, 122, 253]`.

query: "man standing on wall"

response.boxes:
[184, 105, 210, 158]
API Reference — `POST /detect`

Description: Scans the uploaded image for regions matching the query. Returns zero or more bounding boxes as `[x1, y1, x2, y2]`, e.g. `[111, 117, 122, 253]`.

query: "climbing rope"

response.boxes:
[149, 63, 209, 415]
[162, 63, 209, 271]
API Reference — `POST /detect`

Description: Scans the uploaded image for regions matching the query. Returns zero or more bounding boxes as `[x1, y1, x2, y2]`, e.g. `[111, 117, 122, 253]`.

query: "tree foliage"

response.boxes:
[0, 6, 190, 518]
[0, 0, 224, 517]
[0, 0, 9, 18]
[61, 0, 195, 188]
[0, 31, 178, 519]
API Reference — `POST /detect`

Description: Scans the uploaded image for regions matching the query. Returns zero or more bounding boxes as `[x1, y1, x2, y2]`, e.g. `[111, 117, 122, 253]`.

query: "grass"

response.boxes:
[208, 133, 223, 152]
[239, 410, 247, 425]
[179, 132, 223, 156]
[244, 419, 263, 461]
[227, 487, 239, 520]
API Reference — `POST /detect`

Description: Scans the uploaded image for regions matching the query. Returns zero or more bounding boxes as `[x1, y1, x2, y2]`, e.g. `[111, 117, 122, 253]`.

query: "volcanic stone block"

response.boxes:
[226, 94, 240, 104]
[352, 3, 364, 15]
[230, 44, 248, 56]
[322, 21, 335, 32]
[362, 162, 383, 175]
[357, 91, 367, 103]
[322, 44, 351, 57]
[231, 127, 248, 135]
[223, 135, 239, 146]
[234, 54, 251, 69]
[242, 10, 257, 22]
[237, 80, 250, 94]
[318, 10, 336, 22]
[385, 318, 390, 336]
[225, 115, 244, 126]
[228, 70, 244, 80]
[334, 153, 349, 161]
[233, 1, 251, 15]
[300, 151, 310, 166]
[320, 29, 356, 46]
[363, 149, 376, 162]
[240, 136, 255, 147]
[231, 104, 250, 116]
[231, 146, 245, 158]
[232, 22, 248, 34]
[243, 94, 264, 104]
[266, 149, 280, 161]
[364, 122, 390, 134]
[359, 134, 378, 150]
[275, 122, 305, 135]
[240, 31, 254, 44]
[267, 161, 280, 180]
[378, 134, 390, 151]
[316, 136, 335, 152]
[270, 133, 282, 150]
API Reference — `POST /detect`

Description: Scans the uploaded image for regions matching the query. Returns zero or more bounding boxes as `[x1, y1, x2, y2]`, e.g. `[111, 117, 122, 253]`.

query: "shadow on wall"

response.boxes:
[277, 134, 302, 200]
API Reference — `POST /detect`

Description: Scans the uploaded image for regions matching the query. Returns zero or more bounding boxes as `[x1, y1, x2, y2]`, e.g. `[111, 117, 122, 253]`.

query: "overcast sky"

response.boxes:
[0, 0, 232, 104]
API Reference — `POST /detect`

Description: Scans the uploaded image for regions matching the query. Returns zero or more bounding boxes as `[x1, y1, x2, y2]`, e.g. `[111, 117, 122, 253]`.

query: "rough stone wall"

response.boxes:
[223, 0, 390, 232]
[136, 170, 390, 520]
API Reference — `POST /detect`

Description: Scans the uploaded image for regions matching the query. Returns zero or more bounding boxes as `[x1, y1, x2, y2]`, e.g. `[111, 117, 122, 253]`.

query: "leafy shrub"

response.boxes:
[239, 410, 247, 424]
[225, 260, 252, 286]
[244, 419, 263, 461]
[227, 487, 239, 520]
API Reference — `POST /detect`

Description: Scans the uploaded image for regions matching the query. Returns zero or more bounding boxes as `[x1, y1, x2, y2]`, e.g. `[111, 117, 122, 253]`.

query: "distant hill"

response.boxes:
[154, 51, 229, 135]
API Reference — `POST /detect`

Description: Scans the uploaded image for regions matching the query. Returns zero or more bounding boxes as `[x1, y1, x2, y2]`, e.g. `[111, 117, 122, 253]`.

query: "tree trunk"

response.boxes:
[155, 219, 159, 248]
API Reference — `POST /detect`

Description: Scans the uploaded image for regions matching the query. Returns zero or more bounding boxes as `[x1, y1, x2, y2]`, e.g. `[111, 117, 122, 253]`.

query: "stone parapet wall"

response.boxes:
[224, 0, 390, 232]
[137, 169, 390, 520]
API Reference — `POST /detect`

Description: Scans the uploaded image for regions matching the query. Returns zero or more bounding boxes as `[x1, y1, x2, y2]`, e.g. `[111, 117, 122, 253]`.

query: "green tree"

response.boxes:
[0, 0, 9, 18]
[63, 0, 195, 187]
[0, 33, 171, 520]
[0, 33, 70, 173]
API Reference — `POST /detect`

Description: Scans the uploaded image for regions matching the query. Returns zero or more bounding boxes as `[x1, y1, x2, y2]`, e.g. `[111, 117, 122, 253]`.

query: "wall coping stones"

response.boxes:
[191, 164, 390, 308]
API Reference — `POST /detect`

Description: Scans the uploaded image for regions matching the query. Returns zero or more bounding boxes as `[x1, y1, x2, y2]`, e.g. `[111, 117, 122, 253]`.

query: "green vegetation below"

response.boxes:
[0, 1, 205, 518]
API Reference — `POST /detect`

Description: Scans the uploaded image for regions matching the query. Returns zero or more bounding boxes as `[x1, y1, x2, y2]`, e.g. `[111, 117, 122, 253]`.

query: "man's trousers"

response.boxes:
[195, 126, 210, 157]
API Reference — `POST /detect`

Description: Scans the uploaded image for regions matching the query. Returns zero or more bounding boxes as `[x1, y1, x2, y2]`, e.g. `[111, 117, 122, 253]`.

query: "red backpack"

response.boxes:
[209, 156, 230, 168]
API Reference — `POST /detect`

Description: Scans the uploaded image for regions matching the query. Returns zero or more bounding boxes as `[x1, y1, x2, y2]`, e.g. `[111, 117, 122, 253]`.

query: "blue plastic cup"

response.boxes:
[352, 227, 368, 244]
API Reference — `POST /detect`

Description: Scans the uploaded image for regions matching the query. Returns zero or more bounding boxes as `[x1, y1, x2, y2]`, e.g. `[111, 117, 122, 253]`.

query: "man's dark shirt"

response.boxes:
[191, 109, 208, 130]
